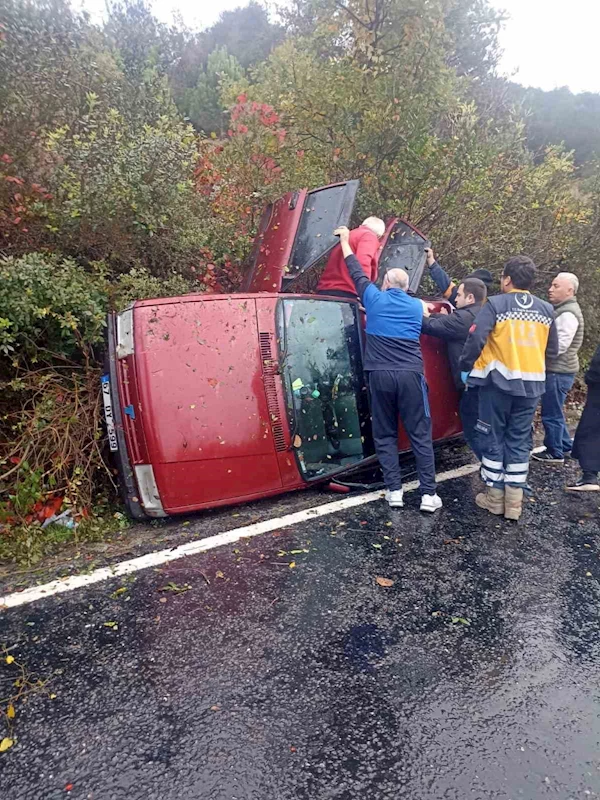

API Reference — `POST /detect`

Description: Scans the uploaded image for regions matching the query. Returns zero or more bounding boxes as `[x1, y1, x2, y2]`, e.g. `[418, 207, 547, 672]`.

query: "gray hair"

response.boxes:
[361, 216, 386, 238]
[556, 271, 579, 294]
[386, 268, 409, 290]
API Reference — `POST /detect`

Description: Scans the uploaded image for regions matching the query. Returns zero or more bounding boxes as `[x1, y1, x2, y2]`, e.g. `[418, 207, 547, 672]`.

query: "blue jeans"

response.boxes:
[477, 386, 538, 489]
[459, 387, 481, 460]
[541, 372, 575, 457]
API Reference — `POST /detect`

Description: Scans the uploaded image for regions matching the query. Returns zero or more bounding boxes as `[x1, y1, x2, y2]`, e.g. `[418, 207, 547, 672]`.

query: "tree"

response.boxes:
[181, 46, 244, 134]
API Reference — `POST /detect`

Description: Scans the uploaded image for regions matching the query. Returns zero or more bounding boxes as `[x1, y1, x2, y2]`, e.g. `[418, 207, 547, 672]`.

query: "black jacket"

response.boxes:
[421, 302, 482, 390]
[586, 344, 600, 386]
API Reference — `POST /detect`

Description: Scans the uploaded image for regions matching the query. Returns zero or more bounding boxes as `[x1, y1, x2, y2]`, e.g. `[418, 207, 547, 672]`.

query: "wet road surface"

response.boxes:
[1, 457, 600, 799]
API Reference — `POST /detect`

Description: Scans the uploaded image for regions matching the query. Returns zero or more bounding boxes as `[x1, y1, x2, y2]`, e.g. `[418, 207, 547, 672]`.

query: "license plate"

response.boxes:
[101, 375, 119, 452]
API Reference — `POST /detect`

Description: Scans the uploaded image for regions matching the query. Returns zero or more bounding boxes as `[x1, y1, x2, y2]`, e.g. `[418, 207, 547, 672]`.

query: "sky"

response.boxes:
[78, 0, 600, 94]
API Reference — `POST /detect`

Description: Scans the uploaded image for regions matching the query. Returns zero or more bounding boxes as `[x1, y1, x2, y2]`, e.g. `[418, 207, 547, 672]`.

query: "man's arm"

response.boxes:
[459, 301, 497, 372]
[335, 226, 379, 306]
[554, 311, 579, 355]
[421, 310, 468, 341]
[425, 248, 458, 305]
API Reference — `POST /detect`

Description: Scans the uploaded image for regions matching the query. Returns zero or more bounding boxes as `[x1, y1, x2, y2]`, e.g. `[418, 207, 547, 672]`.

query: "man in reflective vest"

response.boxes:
[459, 256, 559, 520]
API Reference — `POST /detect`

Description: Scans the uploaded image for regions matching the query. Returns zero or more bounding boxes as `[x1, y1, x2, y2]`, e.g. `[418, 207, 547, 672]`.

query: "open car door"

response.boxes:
[243, 181, 359, 293]
[377, 218, 430, 294]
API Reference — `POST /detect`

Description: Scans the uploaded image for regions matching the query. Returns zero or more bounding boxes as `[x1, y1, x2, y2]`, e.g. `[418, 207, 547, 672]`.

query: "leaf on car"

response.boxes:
[207, 378, 219, 388]
[375, 576, 394, 587]
[293, 434, 302, 448]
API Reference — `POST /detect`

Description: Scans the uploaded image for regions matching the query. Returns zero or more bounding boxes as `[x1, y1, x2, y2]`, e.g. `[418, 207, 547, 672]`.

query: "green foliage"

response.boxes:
[0, 253, 107, 362]
[181, 46, 244, 134]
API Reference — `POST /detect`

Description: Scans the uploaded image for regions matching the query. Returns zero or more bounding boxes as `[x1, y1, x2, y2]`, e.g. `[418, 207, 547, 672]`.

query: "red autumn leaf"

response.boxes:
[65, 784, 73, 792]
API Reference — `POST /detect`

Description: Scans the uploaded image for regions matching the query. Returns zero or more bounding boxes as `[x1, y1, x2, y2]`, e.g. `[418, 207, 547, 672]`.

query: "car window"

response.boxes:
[377, 220, 429, 294]
[284, 181, 359, 284]
[278, 298, 373, 479]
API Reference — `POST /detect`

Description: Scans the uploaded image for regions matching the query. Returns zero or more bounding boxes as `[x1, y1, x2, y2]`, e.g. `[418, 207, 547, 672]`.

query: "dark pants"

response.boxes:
[477, 385, 538, 489]
[368, 370, 436, 495]
[541, 372, 575, 457]
[459, 386, 481, 460]
[572, 385, 600, 474]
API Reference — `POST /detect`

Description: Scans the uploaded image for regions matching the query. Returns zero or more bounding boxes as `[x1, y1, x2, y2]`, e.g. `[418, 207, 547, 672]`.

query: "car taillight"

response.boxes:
[116, 307, 134, 358]
[134, 465, 166, 517]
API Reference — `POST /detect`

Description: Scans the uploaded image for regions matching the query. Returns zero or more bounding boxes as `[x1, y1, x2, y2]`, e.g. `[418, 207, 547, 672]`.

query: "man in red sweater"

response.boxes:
[317, 217, 386, 299]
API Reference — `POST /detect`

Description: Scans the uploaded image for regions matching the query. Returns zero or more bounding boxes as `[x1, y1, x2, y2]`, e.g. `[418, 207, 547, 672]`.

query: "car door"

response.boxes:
[376, 218, 430, 293]
[243, 181, 359, 293]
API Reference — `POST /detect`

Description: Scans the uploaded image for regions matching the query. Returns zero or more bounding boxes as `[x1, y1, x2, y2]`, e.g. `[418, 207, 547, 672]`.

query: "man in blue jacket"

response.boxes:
[334, 225, 442, 513]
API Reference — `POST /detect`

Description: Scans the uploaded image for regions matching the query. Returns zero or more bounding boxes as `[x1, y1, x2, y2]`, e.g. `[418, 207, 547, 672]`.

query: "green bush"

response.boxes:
[0, 253, 108, 362]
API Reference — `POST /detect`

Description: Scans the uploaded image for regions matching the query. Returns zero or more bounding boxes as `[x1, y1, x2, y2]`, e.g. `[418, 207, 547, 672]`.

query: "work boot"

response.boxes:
[475, 487, 505, 515]
[504, 485, 524, 520]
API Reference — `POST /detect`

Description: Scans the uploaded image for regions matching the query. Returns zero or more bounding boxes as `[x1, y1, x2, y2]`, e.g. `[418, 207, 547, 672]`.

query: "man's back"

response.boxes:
[317, 226, 379, 296]
[461, 290, 557, 397]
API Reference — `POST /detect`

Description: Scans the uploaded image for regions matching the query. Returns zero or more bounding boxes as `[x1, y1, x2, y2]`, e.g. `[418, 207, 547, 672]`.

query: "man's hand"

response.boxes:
[421, 300, 431, 317]
[334, 226, 350, 244]
[424, 247, 435, 267]
[438, 305, 450, 315]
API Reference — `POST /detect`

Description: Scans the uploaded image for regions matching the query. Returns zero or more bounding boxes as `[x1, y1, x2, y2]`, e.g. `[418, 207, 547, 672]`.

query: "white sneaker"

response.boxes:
[420, 493, 443, 513]
[385, 489, 404, 507]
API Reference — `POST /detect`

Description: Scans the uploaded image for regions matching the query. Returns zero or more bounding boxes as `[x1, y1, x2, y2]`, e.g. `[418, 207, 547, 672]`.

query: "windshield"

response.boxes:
[278, 298, 374, 480]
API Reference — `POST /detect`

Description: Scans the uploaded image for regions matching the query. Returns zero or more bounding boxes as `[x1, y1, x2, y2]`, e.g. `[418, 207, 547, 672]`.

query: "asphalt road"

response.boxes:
[1, 454, 600, 800]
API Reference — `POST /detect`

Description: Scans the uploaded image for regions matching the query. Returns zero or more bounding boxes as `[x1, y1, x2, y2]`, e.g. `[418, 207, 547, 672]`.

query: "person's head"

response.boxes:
[467, 268, 494, 291]
[501, 255, 536, 292]
[548, 271, 579, 305]
[361, 216, 386, 239]
[455, 277, 487, 309]
[382, 268, 409, 292]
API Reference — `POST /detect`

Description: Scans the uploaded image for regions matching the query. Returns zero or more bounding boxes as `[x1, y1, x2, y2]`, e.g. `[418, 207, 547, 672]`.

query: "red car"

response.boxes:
[103, 181, 461, 518]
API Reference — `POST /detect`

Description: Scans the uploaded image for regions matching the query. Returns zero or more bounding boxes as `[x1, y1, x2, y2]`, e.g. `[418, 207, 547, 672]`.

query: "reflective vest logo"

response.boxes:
[515, 293, 534, 310]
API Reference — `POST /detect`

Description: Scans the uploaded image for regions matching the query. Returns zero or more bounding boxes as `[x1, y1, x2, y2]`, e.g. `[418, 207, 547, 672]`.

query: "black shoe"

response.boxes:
[531, 450, 564, 464]
[566, 473, 600, 492]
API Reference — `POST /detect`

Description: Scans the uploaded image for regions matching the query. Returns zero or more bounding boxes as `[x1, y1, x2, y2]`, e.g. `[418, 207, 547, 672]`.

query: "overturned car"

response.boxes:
[103, 180, 461, 518]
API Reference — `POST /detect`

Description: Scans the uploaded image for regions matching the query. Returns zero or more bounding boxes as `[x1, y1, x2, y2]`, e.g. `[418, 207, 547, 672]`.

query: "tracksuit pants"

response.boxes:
[477, 385, 538, 489]
[368, 370, 436, 495]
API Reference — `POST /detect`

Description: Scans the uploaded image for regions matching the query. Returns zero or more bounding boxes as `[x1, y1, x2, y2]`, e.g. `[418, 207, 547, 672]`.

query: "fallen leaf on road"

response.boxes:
[65, 784, 73, 792]
[103, 621, 118, 629]
[215, 570, 225, 579]
[586, 571, 593, 577]
[0, 737, 14, 752]
[385, 522, 393, 527]
[159, 597, 168, 603]
[110, 587, 127, 599]
[5, 655, 14, 665]
[451, 617, 471, 626]
[158, 582, 192, 594]
[6, 704, 15, 719]
[375, 576, 394, 587]
[372, 543, 382, 550]
[49, 693, 57, 700]
[289, 549, 309, 555]
[289, 561, 296, 569]
[210, 705, 221, 712]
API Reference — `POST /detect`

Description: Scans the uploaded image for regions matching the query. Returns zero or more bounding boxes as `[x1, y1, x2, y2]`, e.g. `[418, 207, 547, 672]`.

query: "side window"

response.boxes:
[377, 220, 429, 295]
[284, 181, 358, 284]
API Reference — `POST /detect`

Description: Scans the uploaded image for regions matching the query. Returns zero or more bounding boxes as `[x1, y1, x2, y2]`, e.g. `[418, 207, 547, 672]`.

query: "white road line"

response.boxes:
[0, 462, 480, 610]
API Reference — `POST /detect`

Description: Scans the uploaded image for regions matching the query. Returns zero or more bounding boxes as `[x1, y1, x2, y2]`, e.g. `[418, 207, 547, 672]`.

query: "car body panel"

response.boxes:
[106, 181, 464, 518]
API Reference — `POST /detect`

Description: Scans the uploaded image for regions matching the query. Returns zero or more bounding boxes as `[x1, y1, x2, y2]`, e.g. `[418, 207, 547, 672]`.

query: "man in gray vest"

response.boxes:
[532, 272, 584, 464]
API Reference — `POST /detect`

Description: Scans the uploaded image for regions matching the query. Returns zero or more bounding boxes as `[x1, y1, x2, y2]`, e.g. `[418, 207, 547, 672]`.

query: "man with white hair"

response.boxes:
[333, 225, 442, 513]
[532, 271, 584, 465]
[317, 216, 385, 300]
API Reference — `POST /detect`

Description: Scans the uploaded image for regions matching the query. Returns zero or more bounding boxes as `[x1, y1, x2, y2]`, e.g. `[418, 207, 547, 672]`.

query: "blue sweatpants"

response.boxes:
[477, 385, 538, 488]
[368, 370, 436, 495]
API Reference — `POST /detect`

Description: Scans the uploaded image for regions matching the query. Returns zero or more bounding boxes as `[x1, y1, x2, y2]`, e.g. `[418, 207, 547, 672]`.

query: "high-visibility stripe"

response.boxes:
[505, 472, 527, 483]
[471, 360, 546, 382]
[506, 462, 529, 472]
[482, 457, 503, 470]
[482, 467, 504, 483]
